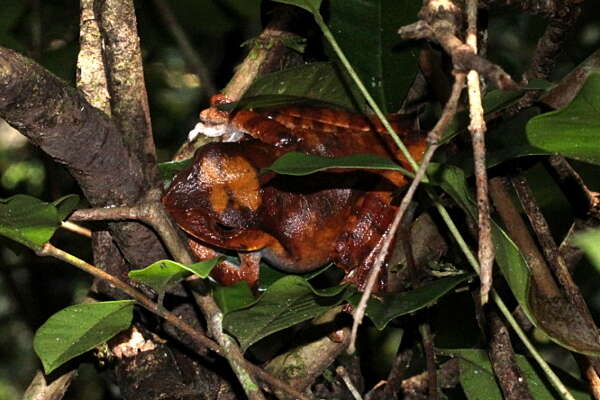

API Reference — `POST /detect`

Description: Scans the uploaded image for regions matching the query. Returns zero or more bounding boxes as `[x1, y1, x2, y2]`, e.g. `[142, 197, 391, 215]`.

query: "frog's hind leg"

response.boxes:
[333, 191, 398, 292]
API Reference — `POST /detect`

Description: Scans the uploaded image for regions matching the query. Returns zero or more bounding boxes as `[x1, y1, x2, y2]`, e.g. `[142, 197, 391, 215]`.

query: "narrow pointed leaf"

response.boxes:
[349, 274, 471, 330]
[265, 152, 410, 176]
[158, 158, 193, 181]
[33, 300, 135, 374]
[223, 276, 351, 350]
[432, 164, 600, 355]
[128, 258, 222, 293]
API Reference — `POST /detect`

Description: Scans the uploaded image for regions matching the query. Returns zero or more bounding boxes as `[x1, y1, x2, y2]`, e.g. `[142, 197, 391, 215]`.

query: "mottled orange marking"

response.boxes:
[222, 155, 261, 212]
[200, 156, 229, 214]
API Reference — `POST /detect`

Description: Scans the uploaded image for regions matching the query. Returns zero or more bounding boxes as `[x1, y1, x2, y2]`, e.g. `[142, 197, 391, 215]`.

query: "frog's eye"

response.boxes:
[215, 221, 236, 233]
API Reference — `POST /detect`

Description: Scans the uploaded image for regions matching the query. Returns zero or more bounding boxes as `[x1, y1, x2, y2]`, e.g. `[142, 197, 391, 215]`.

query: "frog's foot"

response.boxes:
[207, 251, 261, 288]
[187, 238, 260, 287]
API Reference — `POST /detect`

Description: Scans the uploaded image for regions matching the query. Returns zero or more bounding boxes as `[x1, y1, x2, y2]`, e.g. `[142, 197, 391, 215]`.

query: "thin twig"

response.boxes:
[38, 243, 220, 352]
[433, 199, 576, 400]
[511, 175, 597, 322]
[419, 323, 438, 400]
[365, 349, 413, 400]
[36, 243, 312, 400]
[337, 366, 364, 400]
[400, 359, 460, 398]
[581, 357, 600, 400]
[398, 1, 518, 90]
[465, 0, 494, 306]
[511, 175, 600, 380]
[545, 155, 600, 218]
[488, 310, 533, 399]
[23, 369, 77, 400]
[347, 72, 465, 354]
[488, 177, 561, 298]
[60, 221, 92, 238]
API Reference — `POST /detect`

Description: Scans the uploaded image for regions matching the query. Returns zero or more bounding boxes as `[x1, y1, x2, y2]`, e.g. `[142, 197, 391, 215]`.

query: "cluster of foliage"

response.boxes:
[1, 0, 600, 399]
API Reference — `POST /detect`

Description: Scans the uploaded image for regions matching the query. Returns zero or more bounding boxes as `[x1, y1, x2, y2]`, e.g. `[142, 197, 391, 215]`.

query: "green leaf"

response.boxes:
[442, 79, 553, 145]
[223, 276, 351, 350]
[349, 275, 471, 330]
[128, 258, 222, 293]
[440, 349, 592, 400]
[259, 263, 333, 290]
[327, 0, 420, 112]
[33, 300, 135, 374]
[264, 152, 411, 176]
[574, 228, 600, 269]
[52, 194, 80, 221]
[527, 72, 600, 165]
[158, 158, 193, 181]
[233, 62, 367, 113]
[432, 164, 600, 355]
[431, 164, 531, 313]
[0, 195, 62, 250]
[271, 0, 322, 14]
[213, 281, 257, 314]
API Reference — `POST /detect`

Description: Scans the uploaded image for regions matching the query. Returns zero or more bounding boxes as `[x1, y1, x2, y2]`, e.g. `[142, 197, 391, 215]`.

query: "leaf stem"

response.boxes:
[313, 13, 420, 173]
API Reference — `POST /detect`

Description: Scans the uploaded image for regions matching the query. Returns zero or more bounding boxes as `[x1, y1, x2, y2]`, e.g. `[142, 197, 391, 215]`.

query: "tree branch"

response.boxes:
[0, 46, 167, 269]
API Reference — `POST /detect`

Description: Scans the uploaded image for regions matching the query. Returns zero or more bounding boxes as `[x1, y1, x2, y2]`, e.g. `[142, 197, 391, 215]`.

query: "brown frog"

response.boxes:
[162, 95, 426, 290]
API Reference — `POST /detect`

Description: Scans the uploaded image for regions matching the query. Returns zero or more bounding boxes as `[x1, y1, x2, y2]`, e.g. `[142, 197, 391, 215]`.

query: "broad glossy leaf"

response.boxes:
[128, 258, 221, 293]
[34, 300, 135, 374]
[0, 195, 62, 250]
[223, 276, 351, 350]
[574, 229, 600, 270]
[527, 72, 600, 165]
[234, 62, 367, 113]
[271, 0, 322, 14]
[265, 152, 410, 176]
[440, 349, 591, 400]
[432, 164, 600, 355]
[327, 0, 420, 112]
[213, 281, 256, 314]
[349, 275, 471, 330]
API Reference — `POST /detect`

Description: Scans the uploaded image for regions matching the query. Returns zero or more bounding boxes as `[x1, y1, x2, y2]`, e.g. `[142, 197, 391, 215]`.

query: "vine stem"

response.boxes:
[433, 203, 576, 400]
[347, 72, 466, 354]
[313, 4, 572, 399]
[36, 242, 313, 400]
[312, 13, 420, 173]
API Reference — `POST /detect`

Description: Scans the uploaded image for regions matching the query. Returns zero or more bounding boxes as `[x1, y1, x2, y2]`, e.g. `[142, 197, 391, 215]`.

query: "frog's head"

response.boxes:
[162, 143, 267, 251]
